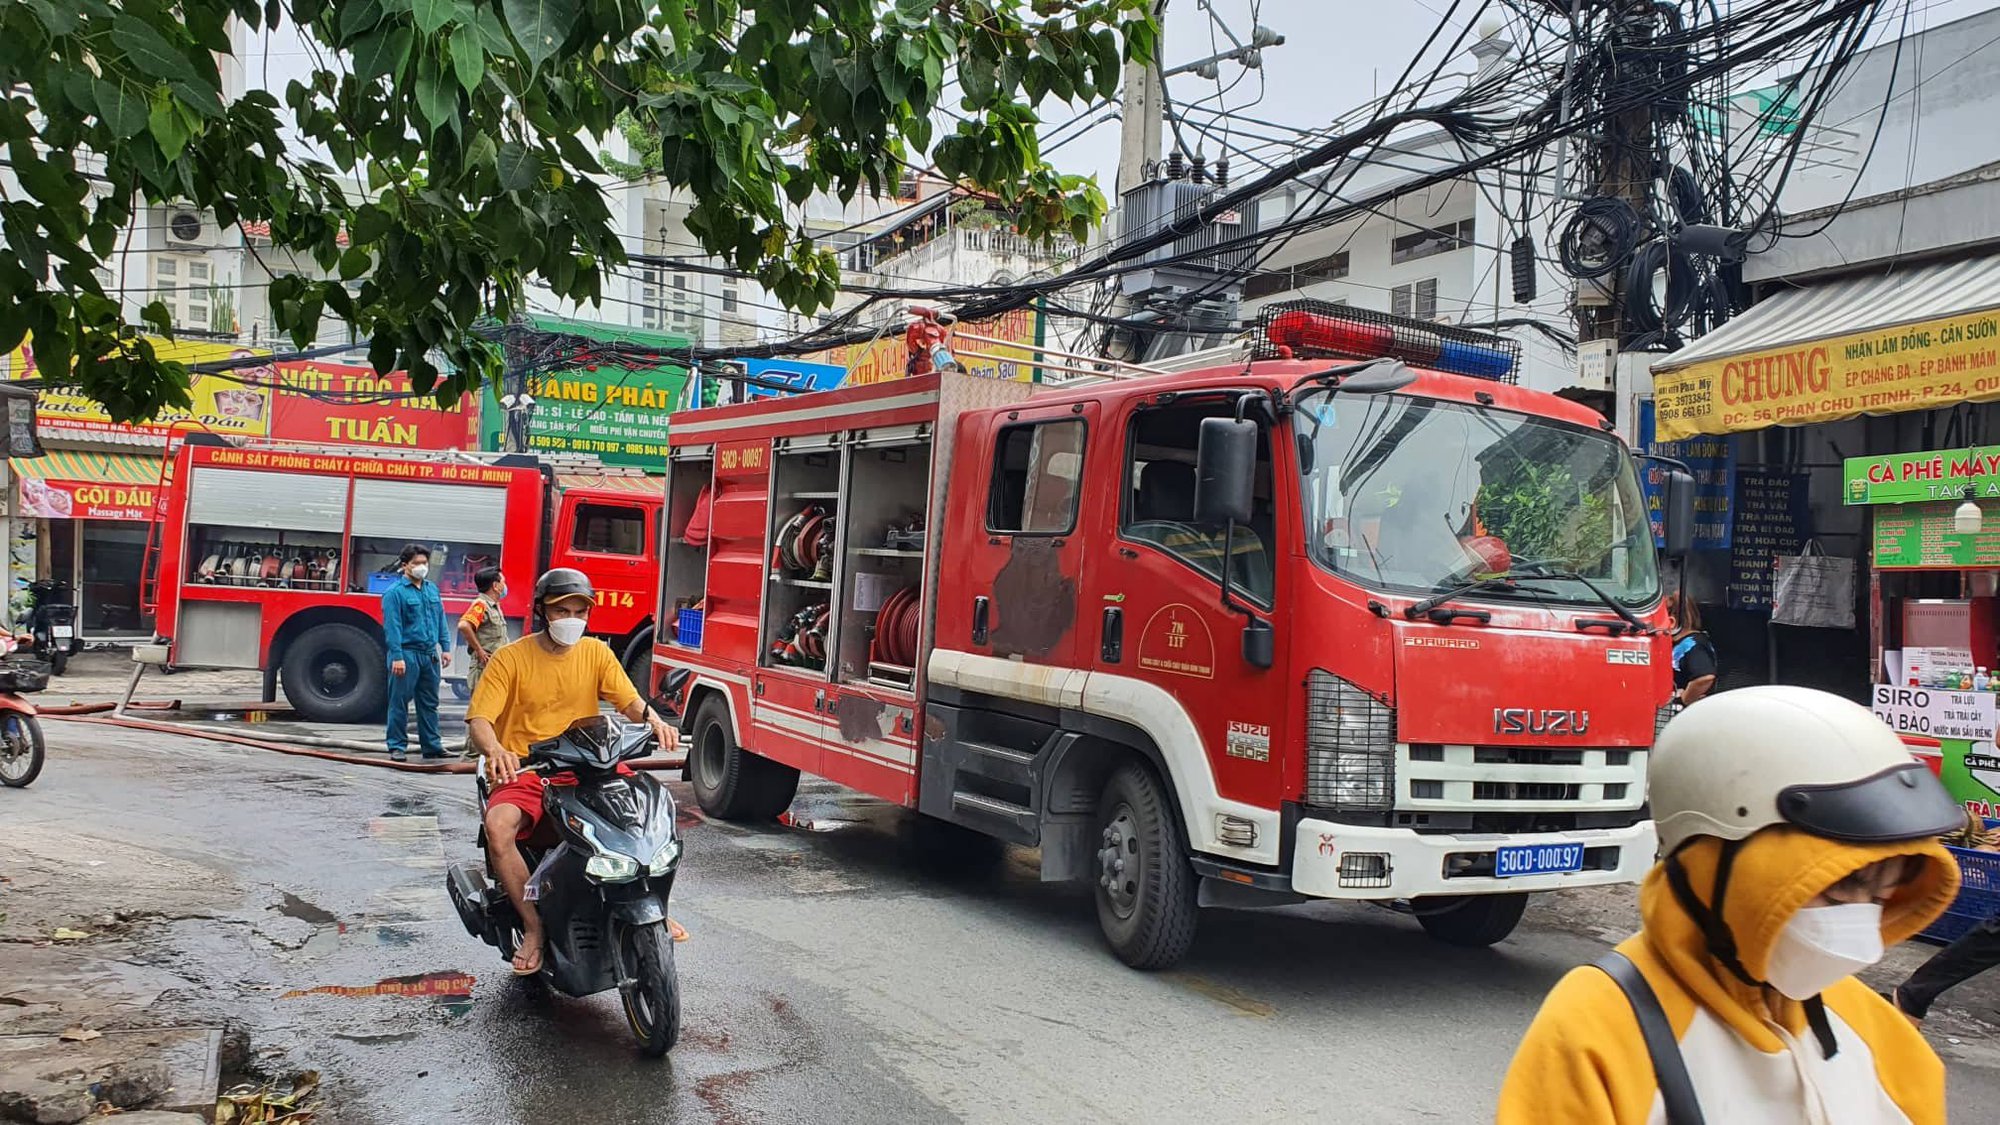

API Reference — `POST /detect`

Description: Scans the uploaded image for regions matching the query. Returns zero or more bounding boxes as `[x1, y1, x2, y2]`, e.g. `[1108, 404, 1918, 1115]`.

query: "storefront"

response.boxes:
[10, 449, 163, 637]
[1647, 251, 2000, 821]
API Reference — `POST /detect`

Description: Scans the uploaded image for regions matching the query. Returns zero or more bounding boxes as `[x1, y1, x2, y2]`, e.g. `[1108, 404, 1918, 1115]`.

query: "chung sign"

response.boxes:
[1844, 446, 2000, 505]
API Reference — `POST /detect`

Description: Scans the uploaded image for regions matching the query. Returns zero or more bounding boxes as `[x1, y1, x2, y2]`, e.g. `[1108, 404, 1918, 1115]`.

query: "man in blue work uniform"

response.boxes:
[382, 543, 451, 761]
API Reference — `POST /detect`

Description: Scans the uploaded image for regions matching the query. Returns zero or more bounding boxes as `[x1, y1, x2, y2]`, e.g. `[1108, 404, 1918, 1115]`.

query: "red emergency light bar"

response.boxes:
[1264, 307, 1517, 382]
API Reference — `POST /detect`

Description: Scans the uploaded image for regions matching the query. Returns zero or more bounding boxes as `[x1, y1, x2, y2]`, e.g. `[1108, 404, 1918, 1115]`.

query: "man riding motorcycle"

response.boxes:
[467, 567, 673, 975]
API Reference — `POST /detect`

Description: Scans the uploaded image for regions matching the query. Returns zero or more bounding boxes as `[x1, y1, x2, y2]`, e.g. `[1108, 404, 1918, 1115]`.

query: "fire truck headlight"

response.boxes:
[1305, 670, 1395, 811]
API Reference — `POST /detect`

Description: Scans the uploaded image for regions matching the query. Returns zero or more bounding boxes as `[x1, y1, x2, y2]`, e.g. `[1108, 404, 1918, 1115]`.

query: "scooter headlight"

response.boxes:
[648, 837, 682, 875]
[584, 853, 640, 882]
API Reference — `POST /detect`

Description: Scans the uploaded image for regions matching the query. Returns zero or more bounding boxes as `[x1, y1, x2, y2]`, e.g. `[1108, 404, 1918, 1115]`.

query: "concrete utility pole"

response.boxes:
[1115, 0, 1168, 198]
[1576, 2, 1659, 346]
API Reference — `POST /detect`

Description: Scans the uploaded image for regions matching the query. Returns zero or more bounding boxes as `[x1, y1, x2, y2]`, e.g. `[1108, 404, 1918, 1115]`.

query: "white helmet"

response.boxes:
[1651, 684, 1962, 854]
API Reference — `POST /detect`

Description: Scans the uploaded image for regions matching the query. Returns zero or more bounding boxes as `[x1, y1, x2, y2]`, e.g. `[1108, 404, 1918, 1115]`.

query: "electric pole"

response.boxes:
[1575, 2, 1660, 346]
[1115, 0, 1167, 198]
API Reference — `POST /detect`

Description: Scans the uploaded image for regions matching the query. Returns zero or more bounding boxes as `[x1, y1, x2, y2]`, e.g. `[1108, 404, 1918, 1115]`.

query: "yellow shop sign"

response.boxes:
[1652, 307, 2000, 441]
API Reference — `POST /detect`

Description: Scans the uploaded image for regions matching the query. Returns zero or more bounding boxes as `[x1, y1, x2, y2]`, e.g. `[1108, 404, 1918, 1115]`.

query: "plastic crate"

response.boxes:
[675, 608, 704, 648]
[1918, 842, 2000, 945]
[366, 572, 402, 594]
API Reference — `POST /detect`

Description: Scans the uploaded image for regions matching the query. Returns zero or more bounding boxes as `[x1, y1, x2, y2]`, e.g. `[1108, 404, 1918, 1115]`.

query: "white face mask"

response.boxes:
[547, 617, 587, 646]
[1764, 902, 1885, 1000]
[408, 563, 430, 581]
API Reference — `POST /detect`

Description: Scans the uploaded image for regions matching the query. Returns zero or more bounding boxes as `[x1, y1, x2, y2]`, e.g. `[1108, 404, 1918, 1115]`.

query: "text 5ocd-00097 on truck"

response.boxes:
[647, 302, 1695, 969]
[136, 436, 663, 722]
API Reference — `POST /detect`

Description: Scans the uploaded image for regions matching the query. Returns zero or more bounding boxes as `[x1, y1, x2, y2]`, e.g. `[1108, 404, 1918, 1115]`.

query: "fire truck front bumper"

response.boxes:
[1289, 818, 1657, 900]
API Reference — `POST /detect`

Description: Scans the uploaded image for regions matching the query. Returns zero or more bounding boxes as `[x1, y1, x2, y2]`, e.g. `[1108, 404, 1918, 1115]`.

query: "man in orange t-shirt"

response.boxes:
[468, 568, 672, 974]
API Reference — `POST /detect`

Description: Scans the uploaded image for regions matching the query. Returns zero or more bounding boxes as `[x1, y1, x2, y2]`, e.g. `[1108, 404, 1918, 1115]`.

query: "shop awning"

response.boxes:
[11, 450, 162, 521]
[12, 449, 162, 485]
[555, 473, 664, 496]
[1649, 254, 2000, 441]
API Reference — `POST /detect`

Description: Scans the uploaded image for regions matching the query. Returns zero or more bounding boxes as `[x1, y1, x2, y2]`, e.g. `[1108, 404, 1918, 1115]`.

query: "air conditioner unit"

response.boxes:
[164, 205, 208, 248]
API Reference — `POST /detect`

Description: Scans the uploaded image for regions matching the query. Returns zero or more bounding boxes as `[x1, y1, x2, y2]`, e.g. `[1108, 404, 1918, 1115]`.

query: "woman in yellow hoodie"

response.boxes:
[1499, 685, 1965, 1125]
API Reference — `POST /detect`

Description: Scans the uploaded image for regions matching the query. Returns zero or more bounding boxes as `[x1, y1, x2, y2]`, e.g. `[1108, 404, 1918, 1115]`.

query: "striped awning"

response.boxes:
[11, 449, 161, 484]
[1656, 255, 2000, 372]
[555, 473, 664, 496]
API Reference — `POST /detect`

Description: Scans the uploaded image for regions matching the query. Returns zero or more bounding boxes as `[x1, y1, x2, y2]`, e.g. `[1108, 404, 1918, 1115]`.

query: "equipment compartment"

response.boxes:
[661, 450, 715, 651]
[762, 442, 842, 673]
[836, 436, 933, 692]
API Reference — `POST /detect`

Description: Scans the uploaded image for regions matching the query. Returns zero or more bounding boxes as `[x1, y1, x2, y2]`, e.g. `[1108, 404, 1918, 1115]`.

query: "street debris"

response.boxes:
[47, 928, 90, 941]
[214, 1070, 320, 1124]
[55, 1027, 100, 1043]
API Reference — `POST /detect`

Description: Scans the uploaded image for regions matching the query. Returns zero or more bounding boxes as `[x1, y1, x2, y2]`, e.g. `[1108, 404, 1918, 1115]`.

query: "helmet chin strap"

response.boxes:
[1663, 841, 1841, 1059]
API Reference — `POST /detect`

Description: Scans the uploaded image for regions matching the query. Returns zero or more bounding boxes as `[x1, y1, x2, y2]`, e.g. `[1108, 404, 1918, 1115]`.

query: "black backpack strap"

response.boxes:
[1595, 951, 1706, 1125]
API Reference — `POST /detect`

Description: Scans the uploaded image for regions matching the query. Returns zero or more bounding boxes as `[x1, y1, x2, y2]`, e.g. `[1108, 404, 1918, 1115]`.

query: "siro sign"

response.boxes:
[1844, 446, 2000, 505]
[1871, 684, 1998, 743]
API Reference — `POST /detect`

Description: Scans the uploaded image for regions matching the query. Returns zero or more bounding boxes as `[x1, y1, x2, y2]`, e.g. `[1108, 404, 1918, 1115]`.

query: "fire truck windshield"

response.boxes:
[1296, 390, 1660, 608]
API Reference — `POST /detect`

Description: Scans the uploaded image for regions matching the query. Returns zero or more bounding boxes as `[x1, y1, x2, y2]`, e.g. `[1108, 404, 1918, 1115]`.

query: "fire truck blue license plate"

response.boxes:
[1495, 843, 1586, 878]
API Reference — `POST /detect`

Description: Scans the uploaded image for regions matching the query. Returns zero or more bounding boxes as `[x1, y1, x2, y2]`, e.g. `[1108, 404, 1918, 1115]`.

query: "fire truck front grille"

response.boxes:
[1397, 744, 1645, 812]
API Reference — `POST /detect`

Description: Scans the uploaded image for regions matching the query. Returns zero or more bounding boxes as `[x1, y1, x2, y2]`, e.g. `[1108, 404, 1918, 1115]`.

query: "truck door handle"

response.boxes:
[1101, 607, 1123, 663]
[814, 689, 826, 713]
[972, 596, 990, 645]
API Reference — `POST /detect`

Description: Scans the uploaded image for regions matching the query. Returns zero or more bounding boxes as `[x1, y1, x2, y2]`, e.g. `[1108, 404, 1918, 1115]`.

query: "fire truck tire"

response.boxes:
[281, 623, 388, 724]
[688, 696, 798, 821]
[621, 629, 654, 698]
[1414, 892, 1530, 948]
[1093, 764, 1199, 970]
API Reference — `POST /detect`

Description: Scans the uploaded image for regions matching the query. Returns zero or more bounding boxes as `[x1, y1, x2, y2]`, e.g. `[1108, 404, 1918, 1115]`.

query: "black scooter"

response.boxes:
[447, 716, 684, 1055]
[25, 580, 77, 676]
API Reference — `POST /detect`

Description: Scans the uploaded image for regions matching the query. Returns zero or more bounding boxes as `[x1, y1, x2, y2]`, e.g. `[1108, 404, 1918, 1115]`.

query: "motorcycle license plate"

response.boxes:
[1494, 842, 1586, 878]
[51, 626, 72, 639]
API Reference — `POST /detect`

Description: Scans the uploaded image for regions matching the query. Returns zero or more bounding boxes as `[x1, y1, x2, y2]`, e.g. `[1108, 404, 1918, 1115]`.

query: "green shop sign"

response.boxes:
[1872, 502, 2000, 569]
[1845, 446, 2000, 505]
[482, 316, 690, 469]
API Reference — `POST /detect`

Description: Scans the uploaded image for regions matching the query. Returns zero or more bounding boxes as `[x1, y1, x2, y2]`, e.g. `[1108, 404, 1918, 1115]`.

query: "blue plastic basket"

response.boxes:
[1918, 842, 2000, 945]
[366, 572, 401, 594]
[675, 608, 704, 648]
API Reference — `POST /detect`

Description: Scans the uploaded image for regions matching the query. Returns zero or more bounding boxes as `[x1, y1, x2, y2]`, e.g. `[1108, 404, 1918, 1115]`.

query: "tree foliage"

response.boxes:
[0, 0, 1155, 420]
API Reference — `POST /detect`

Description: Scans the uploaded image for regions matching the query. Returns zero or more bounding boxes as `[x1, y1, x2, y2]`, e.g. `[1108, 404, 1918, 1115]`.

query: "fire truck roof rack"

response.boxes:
[948, 329, 1174, 385]
[182, 433, 648, 475]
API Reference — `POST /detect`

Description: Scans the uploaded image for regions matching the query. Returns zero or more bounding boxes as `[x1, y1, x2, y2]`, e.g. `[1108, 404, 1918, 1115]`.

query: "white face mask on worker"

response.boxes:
[547, 618, 586, 646]
[1764, 902, 1885, 1000]
[408, 563, 429, 581]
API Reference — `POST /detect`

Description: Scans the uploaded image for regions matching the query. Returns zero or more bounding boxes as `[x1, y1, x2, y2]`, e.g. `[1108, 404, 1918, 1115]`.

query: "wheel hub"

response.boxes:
[1096, 803, 1141, 919]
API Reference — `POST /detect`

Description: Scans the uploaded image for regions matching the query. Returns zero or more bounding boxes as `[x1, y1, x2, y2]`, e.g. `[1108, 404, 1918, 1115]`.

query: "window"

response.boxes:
[1390, 218, 1475, 264]
[1392, 278, 1438, 320]
[572, 502, 647, 556]
[721, 286, 739, 314]
[152, 255, 212, 330]
[638, 267, 667, 330]
[1122, 404, 1275, 604]
[988, 420, 1085, 534]
[1243, 251, 1350, 299]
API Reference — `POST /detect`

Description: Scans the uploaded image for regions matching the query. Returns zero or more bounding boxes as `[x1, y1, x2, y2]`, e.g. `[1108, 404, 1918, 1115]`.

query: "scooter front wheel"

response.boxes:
[0, 713, 44, 788]
[618, 920, 682, 1056]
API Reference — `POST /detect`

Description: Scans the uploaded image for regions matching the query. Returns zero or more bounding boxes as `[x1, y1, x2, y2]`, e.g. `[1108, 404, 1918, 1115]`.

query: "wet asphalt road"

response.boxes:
[14, 719, 2000, 1123]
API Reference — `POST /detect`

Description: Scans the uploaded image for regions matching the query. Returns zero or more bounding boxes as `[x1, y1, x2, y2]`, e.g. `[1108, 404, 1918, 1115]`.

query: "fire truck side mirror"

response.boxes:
[1194, 417, 1257, 528]
[1662, 469, 1696, 558]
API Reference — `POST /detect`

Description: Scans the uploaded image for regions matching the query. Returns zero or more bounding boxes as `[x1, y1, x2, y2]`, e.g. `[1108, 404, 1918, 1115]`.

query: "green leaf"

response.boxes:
[351, 204, 392, 244]
[147, 88, 192, 160]
[111, 17, 200, 84]
[338, 247, 372, 281]
[412, 0, 459, 36]
[496, 142, 537, 191]
[21, 0, 79, 35]
[140, 301, 173, 335]
[502, 0, 577, 75]
[93, 80, 148, 139]
[353, 25, 417, 83]
[448, 26, 486, 92]
[414, 58, 457, 132]
[472, 5, 514, 54]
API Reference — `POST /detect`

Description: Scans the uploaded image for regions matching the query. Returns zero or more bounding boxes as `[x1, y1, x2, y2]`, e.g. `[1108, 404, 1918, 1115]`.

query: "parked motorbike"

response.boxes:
[0, 635, 51, 788]
[446, 716, 684, 1055]
[25, 580, 77, 676]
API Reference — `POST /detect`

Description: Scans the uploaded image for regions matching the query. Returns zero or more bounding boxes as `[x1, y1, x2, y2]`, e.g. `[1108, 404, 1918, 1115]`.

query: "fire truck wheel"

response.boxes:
[1093, 764, 1198, 970]
[1414, 892, 1530, 948]
[688, 696, 798, 821]
[281, 622, 388, 724]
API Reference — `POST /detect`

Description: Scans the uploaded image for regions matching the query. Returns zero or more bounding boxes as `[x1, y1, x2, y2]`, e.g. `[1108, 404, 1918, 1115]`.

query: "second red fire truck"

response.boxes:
[140, 436, 663, 722]
[648, 302, 1693, 968]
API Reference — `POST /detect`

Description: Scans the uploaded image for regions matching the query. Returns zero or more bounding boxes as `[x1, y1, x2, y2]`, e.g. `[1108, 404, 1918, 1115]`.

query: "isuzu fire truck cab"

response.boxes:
[651, 303, 1695, 968]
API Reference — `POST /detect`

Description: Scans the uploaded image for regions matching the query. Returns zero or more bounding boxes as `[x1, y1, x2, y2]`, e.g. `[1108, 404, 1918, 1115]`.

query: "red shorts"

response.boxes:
[486, 764, 636, 840]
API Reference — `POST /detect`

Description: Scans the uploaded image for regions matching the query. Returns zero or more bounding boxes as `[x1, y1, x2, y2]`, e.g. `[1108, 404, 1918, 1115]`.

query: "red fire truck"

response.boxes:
[139, 435, 663, 722]
[647, 303, 1694, 968]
